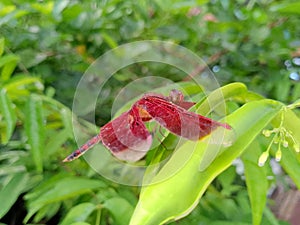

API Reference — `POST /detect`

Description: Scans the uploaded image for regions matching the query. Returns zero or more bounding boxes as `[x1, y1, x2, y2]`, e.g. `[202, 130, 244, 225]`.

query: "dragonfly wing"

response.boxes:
[173, 101, 195, 110]
[166, 89, 195, 110]
[136, 96, 231, 141]
[100, 107, 152, 162]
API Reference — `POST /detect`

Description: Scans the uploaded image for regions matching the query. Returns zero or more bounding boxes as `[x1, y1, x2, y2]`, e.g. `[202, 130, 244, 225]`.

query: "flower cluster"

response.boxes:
[259, 110, 299, 167]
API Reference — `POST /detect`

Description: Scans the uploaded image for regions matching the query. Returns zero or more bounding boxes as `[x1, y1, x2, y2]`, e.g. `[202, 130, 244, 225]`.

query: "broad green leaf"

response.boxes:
[103, 197, 134, 225]
[0, 173, 29, 218]
[130, 99, 282, 225]
[0, 89, 17, 144]
[196, 82, 263, 116]
[196, 82, 248, 114]
[197, 82, 258, 171]
[198, 127, 235, 171]
[60, 203, 96, 225]
[25, 94, 45, 172]
[241, 141, 268, 225]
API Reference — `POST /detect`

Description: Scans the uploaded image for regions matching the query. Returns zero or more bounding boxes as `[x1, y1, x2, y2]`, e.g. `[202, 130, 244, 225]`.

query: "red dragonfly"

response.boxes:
[63, 90, 231, 162]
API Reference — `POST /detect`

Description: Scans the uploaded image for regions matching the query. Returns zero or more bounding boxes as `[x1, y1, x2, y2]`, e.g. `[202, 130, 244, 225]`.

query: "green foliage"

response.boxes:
[24, 95, 45, 172]
[0, 173, 29, 218]
[0, 0, 300, 224]
[0, 39, 138, 224]
[129, 84, 284, 225]
[1, 0, 300, 110]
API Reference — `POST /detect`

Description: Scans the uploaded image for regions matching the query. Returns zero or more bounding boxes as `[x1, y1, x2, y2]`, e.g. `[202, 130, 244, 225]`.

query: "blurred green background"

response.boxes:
[0, 0, 300, 224]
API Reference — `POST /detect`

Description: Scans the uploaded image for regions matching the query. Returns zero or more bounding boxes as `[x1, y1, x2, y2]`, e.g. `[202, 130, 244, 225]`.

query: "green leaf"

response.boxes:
[276, 109, 300, 189]
[24, 173, 70, 201]
[31, 2, 53, 15]
[291, 84, 300, 103]
[217, 166, 240, 197]
[130, 99, 282, 225]
[0, 38, 4, 57]
[70, 222, 91, 225]
[44, 129, 70, 156]
[0, 165, 26, 176]
[0, 54, 19, 67]
[205, 221, 251, 225]
[1, 59, 18, 81]
[270, 2, 300, 14]
[33, 202, 61, 223]
[280, 148, 300, 189]
[101, 33, 118, 49]
[0, 173, 29, 218]
[60, 203, 96, 225]
[103, 197, 134, 225]
[16, 49, 48, 68]
[3, 74, 43, 99]
[60, 108, 73, 138]
[0, 9, 28, 26]
[0, 89, 17, 144]
[203, 190, 240, 220]
[196, 82, 259, 171]
[263, 207, 281, 225]
[27, 177, 106, 204]
[52, 0, 70, 21]
[0, 54, 19, 81]
[25, 94, 45, 172]
[241, 141, 268, 225]
[196, 82, 262, 116]
[24, 177, 106, 223]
